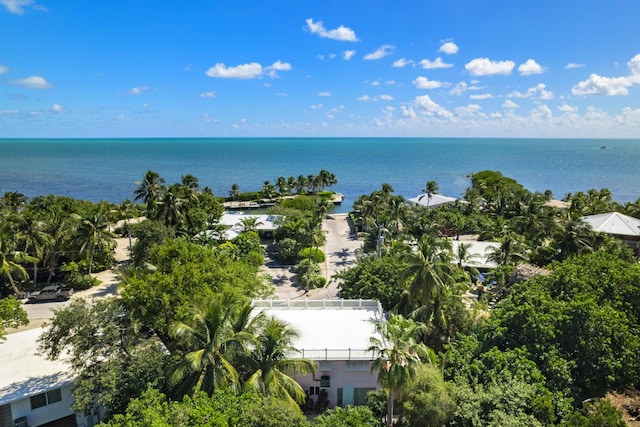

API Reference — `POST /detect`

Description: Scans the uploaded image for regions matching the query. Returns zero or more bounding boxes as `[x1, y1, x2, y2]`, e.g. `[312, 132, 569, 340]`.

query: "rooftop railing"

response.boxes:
[296, 348, 379, 361]
[252, 299, 383, 314]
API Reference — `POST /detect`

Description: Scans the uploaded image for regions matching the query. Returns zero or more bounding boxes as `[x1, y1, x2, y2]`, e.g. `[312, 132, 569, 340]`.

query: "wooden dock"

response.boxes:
[223, 193, 344, 210]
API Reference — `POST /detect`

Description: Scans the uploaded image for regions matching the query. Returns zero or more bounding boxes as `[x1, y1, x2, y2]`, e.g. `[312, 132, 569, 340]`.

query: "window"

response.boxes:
[30, 389, 62, 410]
[354, 388, 377, 406]
[318, 360, 331, 371]
[337, 388, 343, 406]
[345, 360, 370, 371]
[320, 375, 330, 388]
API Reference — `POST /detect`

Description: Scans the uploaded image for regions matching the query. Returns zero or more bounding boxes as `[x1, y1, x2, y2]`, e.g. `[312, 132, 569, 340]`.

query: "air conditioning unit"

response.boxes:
[14, 416, 29, 427]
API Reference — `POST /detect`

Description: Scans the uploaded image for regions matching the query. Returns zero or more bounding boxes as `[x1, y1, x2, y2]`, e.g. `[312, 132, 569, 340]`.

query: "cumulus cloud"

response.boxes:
[0, 64, 8, 74]
[413, 76, 442, 89]
[465, 58, 515, 76]
[518, 59, 545, 75]
[502, 99, 519, 109]
[364, 44, 395, 61]
[343, 50, 356, 60]
[470, 93, 493, 100]
[392, 58, 414, 68]
[379, 94, 394, 100]
[439, 42, 459, 54]
[449, 81, 467, 96]
[401, 105, 417, 119]
[206, 60, 291, 79]
[508, 83, 553, 99]
[572, 55, 640, 96]
[318, 91, 332, 97]
[371, 81, 380, 86]
[358, 94, 394, 102]
[305, 18, 358, 41]
[558, 103, 578, 113]
[50, 103, 63, 113]
[11, 75, 52, 89]
[206, 62, 263, 79]
[358, 95, 372, 101]
[310, 103, 323, 109]
[129, 86, 150, 95]
[419, 57, 453, 69]
[413, 94, 453, 118]
[455, 104, 482, 116]
[202, 113, 218, 123]
[199, 91, 217, 98]
[565, 63, 585, 69]
[0, 0, 46, 15]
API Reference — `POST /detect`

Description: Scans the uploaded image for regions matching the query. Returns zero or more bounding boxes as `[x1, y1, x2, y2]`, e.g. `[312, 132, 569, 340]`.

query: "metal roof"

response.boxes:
[582, 212, 640, 237]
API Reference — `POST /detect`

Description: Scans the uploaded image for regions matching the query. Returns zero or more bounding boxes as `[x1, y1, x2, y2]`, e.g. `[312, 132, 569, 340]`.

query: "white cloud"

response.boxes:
[419, 57, 453, 69]
[371, 81, 380, 86]
[508, 83, 553, 99]
[115, 114, 130, 121]
[358, 94, 394, 102]
[439, 42, 459, 55]
[413, 94, 453, 118]
[455, 104, 482, 116]
[380, 94, 394, 100]
[413, 76, 442, 89]
[0, 0, 45, 15]
[518, 59, 545, 76]
[11, 75, 52, 89]
[265, 60, 292, 78]
[305, 18, 358, 42]
[50, 103, 63, 113]
[392, 58, 414, 68]
[202, 113, 218, 123]
[310, 104, 323, 109]
[343, 50, 356, 60]
[401, 105, 417, 119]
[268, 60, 291, 71]
[564, 63, 585, 69]
[318, 91, 331, 97]
[364, 44, 395, 61]
[502, 99, 519, 109]
[469, 93, 493, 100]
[358, 95, 372, 101]
[199, 91, 217, 98]
[572, 74, 632, 96]
[465, 58, 515, 76]
[572, 54, 640, 96]
[129, 86, 150, 95]
[206, 62, 263, 79]
[0, 65, 8, 74]
[385, 80, 397, 85]
[558, 103, 578, 113]
[449, 81, 467, 96]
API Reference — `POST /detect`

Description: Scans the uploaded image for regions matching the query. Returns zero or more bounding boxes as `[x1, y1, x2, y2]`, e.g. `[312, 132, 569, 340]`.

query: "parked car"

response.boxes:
[27, 285, 74, 302]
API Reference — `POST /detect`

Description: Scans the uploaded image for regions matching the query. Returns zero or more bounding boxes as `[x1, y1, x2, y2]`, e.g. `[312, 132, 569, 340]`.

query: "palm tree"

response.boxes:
[239, 216, 263, 232]
[16, 211, 51, 288]
[42, 212, 73, 284]
[419, 180, 440, 208]
[554, 217, 596, 260]
[455, 242, 481, 284]
[0, 191, 27, 214]
[369, 314, 431, 426]
[156, 185, 187, 227]
[73, 209, 115, 275]
[486, 233, 527, 267]
[0, 233, 37, 295]
[229, 183, 241, 200]
[168, 296, 254, 397]
[242, 316, 317, 405]
[134, 170, 166, 215]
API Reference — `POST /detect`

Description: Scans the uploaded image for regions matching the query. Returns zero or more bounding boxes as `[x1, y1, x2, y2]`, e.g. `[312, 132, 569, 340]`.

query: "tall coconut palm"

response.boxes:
[554, 217, 596, 260]
[419, 180, 440, 208]
[369, 314, 431, 426]
[73, 210, 115, 275]
[242, 316, 316, 405]
[486, 233, 527, 267]
[0, 191, 27, 214]
[42, 212, 73, 284]
[239, 216, 263, 232]
[229, 183, 240, 200]
[168, 296, 254, 397]
[156, 185, 187, 227]
[16, 211, 51, 288]
[134, 170, 166, 215]
[0, 233, 37, 295]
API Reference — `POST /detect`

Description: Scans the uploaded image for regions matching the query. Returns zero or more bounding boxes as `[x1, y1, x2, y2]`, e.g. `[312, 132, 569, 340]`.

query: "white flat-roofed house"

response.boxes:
[407, 193, 459, 208]
[0, 328, 92, 427]
[252, 299, 384, 409]
[199, 212, 285, 240]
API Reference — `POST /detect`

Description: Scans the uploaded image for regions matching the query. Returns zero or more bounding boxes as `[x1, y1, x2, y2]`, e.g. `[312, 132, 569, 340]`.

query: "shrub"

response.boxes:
[64, 271, 100, 290]
[275, 238, 300, 264]
[298, 247, 326, 263]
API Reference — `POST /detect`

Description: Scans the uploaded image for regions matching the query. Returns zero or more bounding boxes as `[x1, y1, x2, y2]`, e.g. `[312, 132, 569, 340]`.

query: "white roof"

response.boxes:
[252, 300, 384, 360]
[582, 212, 640, 237]
[450, 240, 500, 269]
[408, 193, 458, 208]
[218, 212, 284, 231]
[0, 328, 74, 406]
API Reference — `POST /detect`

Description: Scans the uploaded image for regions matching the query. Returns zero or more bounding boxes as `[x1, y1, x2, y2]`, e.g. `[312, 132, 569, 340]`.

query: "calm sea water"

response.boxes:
[1, 138, 639, 213]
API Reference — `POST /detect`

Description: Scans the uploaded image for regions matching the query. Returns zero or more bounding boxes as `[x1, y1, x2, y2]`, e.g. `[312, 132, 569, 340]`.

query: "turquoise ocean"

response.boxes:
[1, 138, 639, 213]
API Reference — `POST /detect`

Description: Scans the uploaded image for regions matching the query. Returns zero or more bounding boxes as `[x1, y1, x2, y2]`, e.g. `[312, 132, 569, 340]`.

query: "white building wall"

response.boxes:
[295, 360, 379, 408]
[9, 384, 77, 427]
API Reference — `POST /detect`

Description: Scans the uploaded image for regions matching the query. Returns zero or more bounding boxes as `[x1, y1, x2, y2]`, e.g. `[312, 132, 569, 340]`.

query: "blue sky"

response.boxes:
[1, 0, 640, 138]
